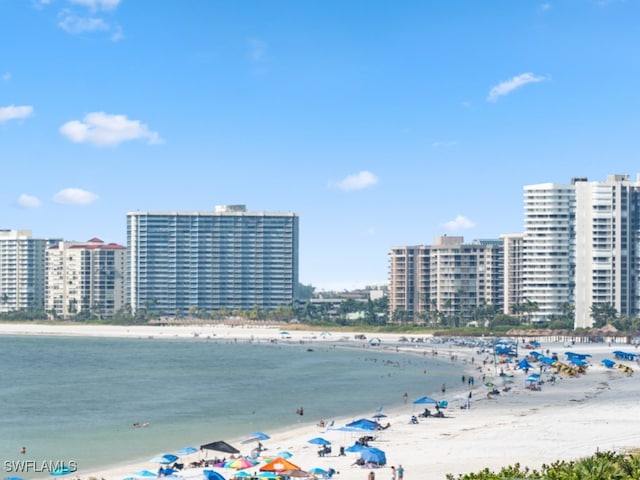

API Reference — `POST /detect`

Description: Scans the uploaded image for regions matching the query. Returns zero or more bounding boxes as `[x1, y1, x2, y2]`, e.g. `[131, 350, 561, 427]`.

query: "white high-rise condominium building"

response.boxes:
[127, 205, 299, 316]
[574, 174, 640, 328]
[522, 182, 576, 323]
[45, 238, 127, 319]
[501, 233, 524, 316]
[0, 230, 60, 313]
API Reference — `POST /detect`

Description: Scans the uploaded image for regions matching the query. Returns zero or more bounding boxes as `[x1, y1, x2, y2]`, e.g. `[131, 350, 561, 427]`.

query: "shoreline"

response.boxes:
[2, 323, 639, 480]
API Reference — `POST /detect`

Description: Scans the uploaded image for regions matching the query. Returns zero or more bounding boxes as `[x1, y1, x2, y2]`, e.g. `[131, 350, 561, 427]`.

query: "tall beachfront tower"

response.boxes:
[0, 230, 60, 313]
[126, 205, 299, 316]
[500, 233, 524, 316]
[522, 181, 576, 323]
[45, 238, 127, 319]
[574, 174, 640, 328]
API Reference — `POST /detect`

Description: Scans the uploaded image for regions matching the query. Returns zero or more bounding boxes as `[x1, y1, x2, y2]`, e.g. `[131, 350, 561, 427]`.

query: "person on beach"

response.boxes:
[391, 466, 396, 480]
[402, 392, 408, 404]
[397, 464, 404, 480]
[368, 471, 375, 480]
[441, 383, 446, 395]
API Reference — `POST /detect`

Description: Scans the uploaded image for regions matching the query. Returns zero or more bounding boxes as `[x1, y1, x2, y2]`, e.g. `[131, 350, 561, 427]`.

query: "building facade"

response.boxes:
[45, 238, 127, 319]
[501, 233, 524, 316]
[126, 205, 299, 315]
[522, 182, 576, 323]
[574, 174, 640, 328]
[0, 230, 59, 313]
[388, 236, 503, 324]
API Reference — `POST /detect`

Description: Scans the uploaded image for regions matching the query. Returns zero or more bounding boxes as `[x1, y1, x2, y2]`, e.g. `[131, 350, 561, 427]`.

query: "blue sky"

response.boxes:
[1, 0, 639, 291]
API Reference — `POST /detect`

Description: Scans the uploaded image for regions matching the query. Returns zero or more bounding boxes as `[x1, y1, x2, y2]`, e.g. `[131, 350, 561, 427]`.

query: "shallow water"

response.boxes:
[0, 335, 460, 478]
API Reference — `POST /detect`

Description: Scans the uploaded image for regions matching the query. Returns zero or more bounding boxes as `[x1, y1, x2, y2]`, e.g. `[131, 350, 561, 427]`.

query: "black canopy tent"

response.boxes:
[200, 440, 240, 454]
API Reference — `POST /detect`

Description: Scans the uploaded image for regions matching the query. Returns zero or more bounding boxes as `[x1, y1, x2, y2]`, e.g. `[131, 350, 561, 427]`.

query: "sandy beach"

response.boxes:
[1, 323, 639, 480]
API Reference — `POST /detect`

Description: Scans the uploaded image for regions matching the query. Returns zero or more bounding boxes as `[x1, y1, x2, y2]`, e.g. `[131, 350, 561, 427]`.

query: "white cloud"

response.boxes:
[53, 188, 98, 205]
[335, 171, 379, 191]
[0, 105, 34, 124]
[59, 112, 163, 146]
[58, 12, 109, 34]
[17, 194, 42, 208]
[68, 0, 121, 11]
[487, 72, 546, 102]
[1, 72, 11, 83]
[442, 215, 476, 232]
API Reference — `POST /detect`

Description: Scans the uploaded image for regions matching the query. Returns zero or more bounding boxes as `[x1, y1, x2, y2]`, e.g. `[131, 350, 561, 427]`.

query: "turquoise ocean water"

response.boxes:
[0, 335, 460, 478]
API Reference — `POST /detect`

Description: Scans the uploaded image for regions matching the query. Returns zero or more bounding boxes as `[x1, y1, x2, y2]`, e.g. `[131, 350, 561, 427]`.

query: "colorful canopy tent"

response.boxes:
[259, 457, 301, 472]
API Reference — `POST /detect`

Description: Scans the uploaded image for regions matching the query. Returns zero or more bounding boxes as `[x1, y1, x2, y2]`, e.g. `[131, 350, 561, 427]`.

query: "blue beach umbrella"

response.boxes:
[204, 470, 227, 480]
[345, 443, 367, 453]
[360, 447, 386, 465]
[276, 451, 293, 459]
[413, 396, 437, 405]
[308, 468, 328, 475]
[133, 470, 157, 477]
[150, 454, 179, 464]
[233, 472, 253, 478]
[241, 432, 271, 444]
[50, 466, 74, 476]
[308, 437, 331, 446]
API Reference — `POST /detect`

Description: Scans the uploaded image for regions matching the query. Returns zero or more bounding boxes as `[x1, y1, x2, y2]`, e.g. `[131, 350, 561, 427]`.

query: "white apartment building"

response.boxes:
[574, 174, 640, 328]
[45, 238, 126, 319]
[500, 233, 524, 316]
[522, 182, 575, 323]
[0, 230, 59, 313]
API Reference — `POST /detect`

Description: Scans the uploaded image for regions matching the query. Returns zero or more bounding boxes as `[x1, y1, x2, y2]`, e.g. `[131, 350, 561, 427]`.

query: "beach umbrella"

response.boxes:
[372, 413, 387, 419]
[177, 446, 198, 455]
[345, 418, 378, 430]
[233, 472, 253, 478]
[204, 470, 227, 480]
[413, 396, 437, 404]
[150, 454, 179, 464]
[6, 477, 25, 480]
[133, 470, 157, 478]
[360, 447, 386, 465]
[50, 466, 74, 476]
[308, 437, 331, 446]
[241, 432, 271, 444]
[257, 473, 280, 479]
[309, 468, 328, 475]
[227, 457, 255, 470]
[345, 443, 367, 453]
[276, 451, 293, 459]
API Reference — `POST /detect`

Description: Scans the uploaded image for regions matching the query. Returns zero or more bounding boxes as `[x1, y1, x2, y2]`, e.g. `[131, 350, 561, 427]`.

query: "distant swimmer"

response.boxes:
[133, 423, 150, 428]
[20, 446, 26, 454]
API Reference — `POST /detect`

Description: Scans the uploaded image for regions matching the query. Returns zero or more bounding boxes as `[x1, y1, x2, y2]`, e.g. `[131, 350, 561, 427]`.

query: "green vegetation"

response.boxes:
[446, 450, 640, 480]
